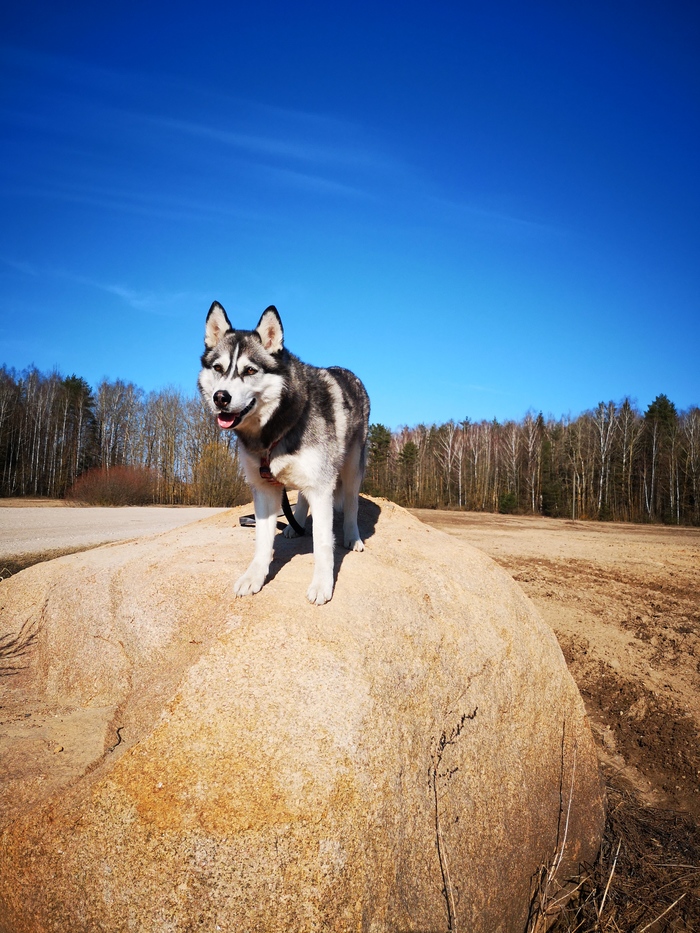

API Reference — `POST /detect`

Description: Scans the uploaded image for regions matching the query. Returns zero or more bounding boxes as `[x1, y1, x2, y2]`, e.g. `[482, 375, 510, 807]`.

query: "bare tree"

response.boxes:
[681, 407, 700, 524]
[521, 412, 544, 514]
[593, 401, 618, 516]
[95, 380, 143, 469]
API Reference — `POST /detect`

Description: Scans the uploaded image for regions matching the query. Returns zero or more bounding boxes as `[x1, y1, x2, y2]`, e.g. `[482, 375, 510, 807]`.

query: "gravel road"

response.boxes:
[0, 506, 229, 560]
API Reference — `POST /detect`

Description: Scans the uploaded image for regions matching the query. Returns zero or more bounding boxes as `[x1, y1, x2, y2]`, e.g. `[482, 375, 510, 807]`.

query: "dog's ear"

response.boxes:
[204, 302, 233, 349]
[255, 306, 284, 353]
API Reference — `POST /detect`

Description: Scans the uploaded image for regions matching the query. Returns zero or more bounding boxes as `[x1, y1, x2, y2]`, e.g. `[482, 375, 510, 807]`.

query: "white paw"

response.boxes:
[283, 524, 300, 539]
[306, 577, 333, 606]
[234, 565, 267, 597]
[344, 536, 364, 552]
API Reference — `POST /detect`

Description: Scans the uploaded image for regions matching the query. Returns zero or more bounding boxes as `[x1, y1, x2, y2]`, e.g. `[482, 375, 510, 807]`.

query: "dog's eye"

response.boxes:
[243, 366, 257, 377]
[212, 363, 224, 374]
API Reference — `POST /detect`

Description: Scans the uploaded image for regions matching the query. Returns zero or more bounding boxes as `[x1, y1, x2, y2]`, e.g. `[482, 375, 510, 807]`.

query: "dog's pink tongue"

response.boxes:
[217, 412, 238, 429]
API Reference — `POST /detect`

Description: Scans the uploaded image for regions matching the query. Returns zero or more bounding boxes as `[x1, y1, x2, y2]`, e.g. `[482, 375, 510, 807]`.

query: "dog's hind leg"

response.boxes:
[304, 487, 335, 605]
[234, 485, 282, 597]
[283, 491, 309, 538]
[340, 442, 365, 552]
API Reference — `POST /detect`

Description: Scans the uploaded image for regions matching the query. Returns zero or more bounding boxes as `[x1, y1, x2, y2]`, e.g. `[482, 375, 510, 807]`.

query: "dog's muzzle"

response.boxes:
[214, 395, 255, 430]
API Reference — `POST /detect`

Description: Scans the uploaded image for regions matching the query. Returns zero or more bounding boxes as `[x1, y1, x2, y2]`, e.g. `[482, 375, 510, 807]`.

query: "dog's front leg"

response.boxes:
[234, 486, 282, 597]
[304, 488, 335, 605]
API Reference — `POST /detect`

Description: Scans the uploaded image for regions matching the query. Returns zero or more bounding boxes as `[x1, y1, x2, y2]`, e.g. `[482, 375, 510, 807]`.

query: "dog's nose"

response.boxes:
[213, 390, 231, 410]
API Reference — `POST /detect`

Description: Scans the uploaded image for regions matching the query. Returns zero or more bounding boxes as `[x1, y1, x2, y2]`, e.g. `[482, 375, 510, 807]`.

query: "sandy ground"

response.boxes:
[411, 509, 700, 823]
[0, 502, 228, 569]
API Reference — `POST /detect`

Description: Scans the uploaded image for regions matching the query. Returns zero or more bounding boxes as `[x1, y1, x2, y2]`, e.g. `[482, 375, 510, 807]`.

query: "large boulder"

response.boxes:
[0, 497, 603, 932]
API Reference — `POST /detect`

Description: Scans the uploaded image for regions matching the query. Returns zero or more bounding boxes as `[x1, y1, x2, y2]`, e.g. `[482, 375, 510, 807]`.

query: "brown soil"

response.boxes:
[411, 509, 700, 931]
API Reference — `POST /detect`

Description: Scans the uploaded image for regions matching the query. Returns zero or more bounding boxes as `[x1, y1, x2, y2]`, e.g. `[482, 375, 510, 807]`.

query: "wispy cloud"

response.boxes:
[427, 196, 563, 237]
[0, 256, 204, 317]
[440, 378, 516, 398]
[2, 43, 555, 237]
[0, 256, 39, 276]
[139, 111, 405, 197]
[1, 179, 265, 224]
[147, 115, 355, 167]
[54, 271, 205, 317]
[252, 164, 376, 200]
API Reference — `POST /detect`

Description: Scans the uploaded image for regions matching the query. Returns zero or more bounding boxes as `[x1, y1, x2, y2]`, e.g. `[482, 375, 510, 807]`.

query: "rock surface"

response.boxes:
[0, 497, 604, 933]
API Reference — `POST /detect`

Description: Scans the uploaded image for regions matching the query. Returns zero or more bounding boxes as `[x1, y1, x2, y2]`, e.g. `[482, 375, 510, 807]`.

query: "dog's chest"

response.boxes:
[270, 448, 327, 489]
[240, 441, 335, 491]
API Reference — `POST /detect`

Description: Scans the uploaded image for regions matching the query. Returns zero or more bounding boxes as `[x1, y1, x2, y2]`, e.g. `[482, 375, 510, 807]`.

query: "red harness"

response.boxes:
[259, 437, 283, 486]
[255, 442, 306, 536]
[259, 453, 282, 485]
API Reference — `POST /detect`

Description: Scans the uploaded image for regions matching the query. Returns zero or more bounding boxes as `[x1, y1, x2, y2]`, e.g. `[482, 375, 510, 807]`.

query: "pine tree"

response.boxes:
[642, 394, 678, 522]
[365, 424, 393, 497]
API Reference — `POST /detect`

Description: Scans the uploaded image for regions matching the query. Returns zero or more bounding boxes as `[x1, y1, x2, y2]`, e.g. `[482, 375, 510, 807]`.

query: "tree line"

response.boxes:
[1, 365, 698, 524]
[0, 366, 247, 506]
[364, 396, 700, 525]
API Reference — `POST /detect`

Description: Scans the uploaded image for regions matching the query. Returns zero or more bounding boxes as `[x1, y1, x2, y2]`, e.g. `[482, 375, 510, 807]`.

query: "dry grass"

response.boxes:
[66, 465, 157, 505]
[531, 774, 700, 933]
[0, 616, 39, 677]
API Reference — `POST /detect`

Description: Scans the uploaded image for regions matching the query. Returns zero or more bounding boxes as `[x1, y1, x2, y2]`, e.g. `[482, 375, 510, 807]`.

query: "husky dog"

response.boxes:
[198, 302, 370, 605]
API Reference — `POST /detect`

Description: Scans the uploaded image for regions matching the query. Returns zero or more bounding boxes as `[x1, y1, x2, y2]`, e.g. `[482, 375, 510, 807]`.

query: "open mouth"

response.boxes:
[216, 399, 255, 430]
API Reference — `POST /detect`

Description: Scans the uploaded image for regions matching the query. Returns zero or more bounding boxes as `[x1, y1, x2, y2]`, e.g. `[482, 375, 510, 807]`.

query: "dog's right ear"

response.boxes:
[204, 302, 234, 349]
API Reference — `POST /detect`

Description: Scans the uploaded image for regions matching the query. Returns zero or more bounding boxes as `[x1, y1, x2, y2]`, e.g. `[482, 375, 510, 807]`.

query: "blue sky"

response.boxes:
[1, 1, 698, 429]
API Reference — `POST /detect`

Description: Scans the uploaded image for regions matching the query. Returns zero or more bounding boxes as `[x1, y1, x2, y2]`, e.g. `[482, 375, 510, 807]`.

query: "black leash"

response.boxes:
[240, 445, 306, 536]
[282, 488, 306, 536]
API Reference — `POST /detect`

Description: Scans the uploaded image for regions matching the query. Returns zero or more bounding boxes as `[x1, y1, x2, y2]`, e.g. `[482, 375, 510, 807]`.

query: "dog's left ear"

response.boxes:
[255, 306, 284, 353]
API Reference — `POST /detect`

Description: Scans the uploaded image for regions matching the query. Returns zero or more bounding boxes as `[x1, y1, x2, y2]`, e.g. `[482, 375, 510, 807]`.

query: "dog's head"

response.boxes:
[198, 302, 286, 432]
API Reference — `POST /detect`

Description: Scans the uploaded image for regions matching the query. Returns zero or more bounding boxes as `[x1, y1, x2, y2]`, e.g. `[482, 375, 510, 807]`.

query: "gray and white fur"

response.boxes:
[198, 302, 370, 605]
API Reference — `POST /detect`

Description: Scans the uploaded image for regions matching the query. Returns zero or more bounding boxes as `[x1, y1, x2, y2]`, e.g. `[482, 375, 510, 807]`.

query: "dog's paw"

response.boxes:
[307, 577, 333, 606]
[234, 565, 267, 597]
[344, 535, 364, 552]
[283, 524, 300, 539]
